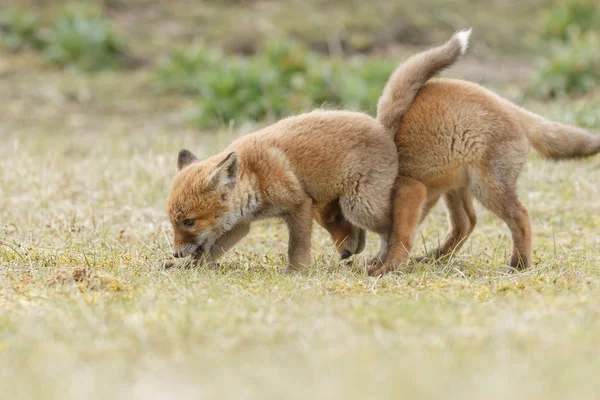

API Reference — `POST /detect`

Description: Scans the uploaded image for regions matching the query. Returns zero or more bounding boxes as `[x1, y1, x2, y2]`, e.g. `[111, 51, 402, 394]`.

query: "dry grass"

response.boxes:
[2, 97, 600, 399]
[2, 1, 600, 399]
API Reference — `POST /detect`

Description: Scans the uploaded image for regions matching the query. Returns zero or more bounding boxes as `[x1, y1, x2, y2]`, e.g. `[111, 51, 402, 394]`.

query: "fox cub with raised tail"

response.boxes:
[166, 30, 472, 271]
[316, 56, 600, 277]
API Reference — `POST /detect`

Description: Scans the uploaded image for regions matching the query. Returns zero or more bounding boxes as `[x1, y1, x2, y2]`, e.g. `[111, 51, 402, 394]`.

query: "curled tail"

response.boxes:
[524, 112, 600, 160]
[377, 28, 471, 135]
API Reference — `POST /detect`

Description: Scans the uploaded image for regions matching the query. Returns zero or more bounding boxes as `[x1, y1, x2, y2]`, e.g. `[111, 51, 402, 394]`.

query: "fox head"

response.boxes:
[166, 149, 239, 259]
[313, 200, 366, 259]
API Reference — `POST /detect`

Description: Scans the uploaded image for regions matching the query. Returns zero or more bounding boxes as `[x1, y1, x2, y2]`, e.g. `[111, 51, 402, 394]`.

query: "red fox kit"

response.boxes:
[316, 78, 600, 275]
[167, 109, 398, 272]
[165, 30, 472, 270]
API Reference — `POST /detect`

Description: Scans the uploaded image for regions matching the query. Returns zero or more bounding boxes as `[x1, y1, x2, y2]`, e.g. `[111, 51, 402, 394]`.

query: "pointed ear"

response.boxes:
[208, 152, 238, 190]
[177, 149, 199, 172]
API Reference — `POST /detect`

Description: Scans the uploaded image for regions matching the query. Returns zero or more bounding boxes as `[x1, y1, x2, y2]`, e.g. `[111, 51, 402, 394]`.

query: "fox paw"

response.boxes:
[283, 266, 297, 274]
[413, 249, 445, 264]
[162, 257, 196, 269]
[367, 265, 388, 277]
[284, 264, 307, 274]
[368, 260, 413, 277]
[413, 254, 431, 263]
[366, 256, 384, 267]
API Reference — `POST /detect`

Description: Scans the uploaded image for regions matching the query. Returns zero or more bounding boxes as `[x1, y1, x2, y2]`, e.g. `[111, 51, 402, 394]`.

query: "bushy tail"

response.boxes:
[376, 28, 472, 135]
[524, 112, 600, 160]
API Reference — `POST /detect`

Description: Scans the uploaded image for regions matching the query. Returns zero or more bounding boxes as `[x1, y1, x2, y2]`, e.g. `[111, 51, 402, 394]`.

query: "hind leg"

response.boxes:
[419, 195, 442, 224]
[356, 189, 439, 269]
[373, 193, 438, 267]
[472, 181, 531, 270]
[368, 176, 428, 276]
[502, 199, 531, 270]
[339, 176, 396, 265]
[338, 147, 399, 238]
[415, 187, 477, 262]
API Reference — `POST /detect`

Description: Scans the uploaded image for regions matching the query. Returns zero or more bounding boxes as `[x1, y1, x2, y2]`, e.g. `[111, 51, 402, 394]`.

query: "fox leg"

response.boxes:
[471, 179, 531, 270]
[489, 196, 532, 270]
[367, 194, 440, 267]
[338, 167, 396, 267]
[284, 198, 314, 272]
[419, 195, 442, 224]
[366, 233, 389, 268]
[505, 201, 532, 270]
[207, 223, 251, 262]
[415, 187, 476, 262]
[369, 176, 427, 277]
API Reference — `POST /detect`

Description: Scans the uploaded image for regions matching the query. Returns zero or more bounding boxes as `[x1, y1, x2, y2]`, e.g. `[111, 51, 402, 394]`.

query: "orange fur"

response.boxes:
[317, 78, 600, 276]
[167, 110, 398, 271]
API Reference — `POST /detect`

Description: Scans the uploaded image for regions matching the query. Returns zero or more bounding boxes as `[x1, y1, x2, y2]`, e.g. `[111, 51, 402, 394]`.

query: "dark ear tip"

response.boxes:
[177, 149, 199, 171]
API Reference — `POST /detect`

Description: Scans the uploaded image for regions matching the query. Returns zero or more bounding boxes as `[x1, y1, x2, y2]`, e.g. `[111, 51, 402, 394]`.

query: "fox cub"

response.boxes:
[316, 63, 600, 276]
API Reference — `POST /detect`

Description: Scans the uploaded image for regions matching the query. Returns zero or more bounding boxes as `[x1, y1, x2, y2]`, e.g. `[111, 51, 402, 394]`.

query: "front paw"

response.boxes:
[413, 249, 444, 264]
[341, 255, 378, 268]
[366, 255, 384, 267]
[284, 263, 305, 274]
[413, 254, 431, 263]
[162, 256, 196, 269]
[368, 259, 413, 277]
[367, 265, 388, 277]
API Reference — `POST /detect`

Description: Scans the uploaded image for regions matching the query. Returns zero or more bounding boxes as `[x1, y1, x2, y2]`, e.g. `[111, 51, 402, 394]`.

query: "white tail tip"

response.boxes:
[455, 28, 472, 56]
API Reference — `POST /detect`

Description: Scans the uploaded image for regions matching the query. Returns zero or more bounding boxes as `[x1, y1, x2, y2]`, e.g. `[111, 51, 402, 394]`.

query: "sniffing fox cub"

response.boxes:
[316, 79, 600, 276]
[168, 111, 397, 272]
[166, 30, 472, 270]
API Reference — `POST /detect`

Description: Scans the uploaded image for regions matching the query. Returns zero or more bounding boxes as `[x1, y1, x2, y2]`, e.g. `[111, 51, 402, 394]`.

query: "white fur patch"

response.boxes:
[455, 28, 472, 55]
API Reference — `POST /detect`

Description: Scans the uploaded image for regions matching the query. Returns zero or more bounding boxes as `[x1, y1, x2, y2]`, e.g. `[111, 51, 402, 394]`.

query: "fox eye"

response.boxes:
[183, 219, 195, 228]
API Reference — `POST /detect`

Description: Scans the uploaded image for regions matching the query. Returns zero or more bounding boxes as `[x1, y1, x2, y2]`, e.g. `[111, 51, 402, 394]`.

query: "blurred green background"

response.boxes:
[1, 0, 599, 131]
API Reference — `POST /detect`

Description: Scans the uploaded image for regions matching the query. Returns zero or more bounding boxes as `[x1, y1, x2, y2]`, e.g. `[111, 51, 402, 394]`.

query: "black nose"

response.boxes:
[340, 250, 352, 260]
[172, 251, 182, 258]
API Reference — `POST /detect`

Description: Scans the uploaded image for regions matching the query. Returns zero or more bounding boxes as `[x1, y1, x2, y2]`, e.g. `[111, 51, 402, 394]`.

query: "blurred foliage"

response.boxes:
[532, 0, 600, 99]
[574, 101, 600, 130]
[1, 7, 124, 71]
[156, 38, 396, 128]
[4, 0, 600, 128]
[42, 10, 121, 70]
[532, 31, 600, 98]
[541, 0, 600, 41]
[0, 7, 44, 52]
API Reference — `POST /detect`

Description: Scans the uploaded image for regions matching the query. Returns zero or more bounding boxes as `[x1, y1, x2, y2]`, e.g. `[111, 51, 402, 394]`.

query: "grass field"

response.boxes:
[1, 1, 600, 399]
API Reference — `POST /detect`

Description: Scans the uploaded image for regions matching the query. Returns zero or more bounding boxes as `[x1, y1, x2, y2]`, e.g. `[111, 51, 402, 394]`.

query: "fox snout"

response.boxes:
[171, 229, 202, 258]
[172, 248, 202, 259]
[172, 242, 199, 257]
